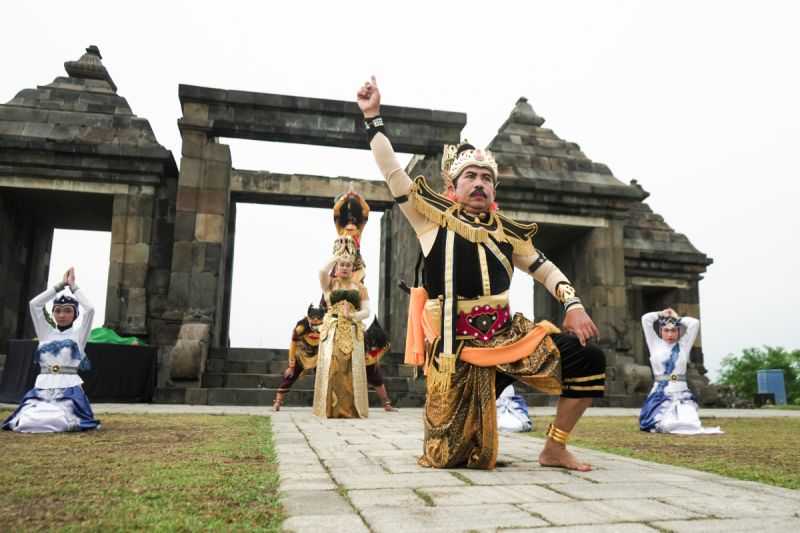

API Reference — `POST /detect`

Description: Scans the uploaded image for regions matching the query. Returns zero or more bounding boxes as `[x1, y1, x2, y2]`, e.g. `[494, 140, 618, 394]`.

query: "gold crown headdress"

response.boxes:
[332, 236, 358, 262]
[441, 141, 499, 189]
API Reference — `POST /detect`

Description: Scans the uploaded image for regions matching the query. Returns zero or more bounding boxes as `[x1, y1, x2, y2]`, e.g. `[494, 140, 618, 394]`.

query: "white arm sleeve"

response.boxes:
[72, 287, 95, 350]
[370, 132, 437, 243]
[512, 251, 584, 311]
[353, 299, 370, 322]
[29, 286, 57, 339]
[641, 312, 661, 352]
[678, 316, 700, 358]
[319, 258, 337, 292]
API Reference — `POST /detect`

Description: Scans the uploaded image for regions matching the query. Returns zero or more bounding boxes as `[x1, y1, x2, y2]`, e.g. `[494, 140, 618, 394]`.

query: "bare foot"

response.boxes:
[383, 403, 398, 412]
[538, 443, 592, 471]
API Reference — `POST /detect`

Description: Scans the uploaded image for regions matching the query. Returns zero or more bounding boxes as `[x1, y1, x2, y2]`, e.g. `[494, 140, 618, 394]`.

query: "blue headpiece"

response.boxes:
[53, 293, 79, 319]
[653, 315, 682, 335]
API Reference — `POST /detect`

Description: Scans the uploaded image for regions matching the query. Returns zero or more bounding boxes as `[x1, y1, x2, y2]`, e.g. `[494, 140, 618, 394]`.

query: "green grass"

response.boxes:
[0, 412, 283, 532]
[531, 416, 800, 490]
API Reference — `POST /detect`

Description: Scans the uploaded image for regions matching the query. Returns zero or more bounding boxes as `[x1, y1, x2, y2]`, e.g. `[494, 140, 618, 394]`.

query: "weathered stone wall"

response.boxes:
[105, 193, 153, 336]
[0, 46, 178, 390]
[0, 194, 52, 348]
[164, 119, 232, 386]
[0, 49, 714, 407]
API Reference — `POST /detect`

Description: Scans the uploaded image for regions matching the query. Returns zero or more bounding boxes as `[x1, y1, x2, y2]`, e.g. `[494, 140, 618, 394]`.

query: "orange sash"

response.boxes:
[404, 287, 560, 368]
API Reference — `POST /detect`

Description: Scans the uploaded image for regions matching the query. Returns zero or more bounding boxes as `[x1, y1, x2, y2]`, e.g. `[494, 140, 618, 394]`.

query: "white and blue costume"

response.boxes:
[496, 385, 533, 432]
[2, 285, 100, 433]
[639, 312, 721, 434]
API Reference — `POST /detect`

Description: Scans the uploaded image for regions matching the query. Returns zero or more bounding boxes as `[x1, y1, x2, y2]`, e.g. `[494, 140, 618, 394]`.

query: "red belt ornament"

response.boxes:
[456, 304, 511, 342]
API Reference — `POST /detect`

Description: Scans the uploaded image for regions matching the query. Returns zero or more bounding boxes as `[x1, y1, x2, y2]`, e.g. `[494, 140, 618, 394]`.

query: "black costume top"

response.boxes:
[410, 175, 538, 301]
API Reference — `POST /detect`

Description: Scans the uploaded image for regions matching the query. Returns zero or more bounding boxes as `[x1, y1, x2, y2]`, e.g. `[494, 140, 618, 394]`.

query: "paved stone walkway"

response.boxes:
[273, 409, 800, 533]
[2, 403, 798, 531]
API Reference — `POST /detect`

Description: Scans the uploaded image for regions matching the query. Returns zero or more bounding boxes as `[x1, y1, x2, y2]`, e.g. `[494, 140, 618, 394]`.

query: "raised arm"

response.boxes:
[678, 316, 700, 356]
[319, 257, 337, 292]
[72, 286, 95, 350]
[641, 311, 661, 351]
[29, 285, 59, 339]
[64, 269, 94, 349]
[358, 77, 437, 250]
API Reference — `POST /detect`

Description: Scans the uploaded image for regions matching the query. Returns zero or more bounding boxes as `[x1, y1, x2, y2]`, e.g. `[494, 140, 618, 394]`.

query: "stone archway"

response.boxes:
[162, 84, 466, 396]
[1, 47, 714, 407]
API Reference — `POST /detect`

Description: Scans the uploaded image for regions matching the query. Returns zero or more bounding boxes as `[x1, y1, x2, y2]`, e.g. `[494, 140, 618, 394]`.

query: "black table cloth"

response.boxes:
[0, 340, 156, 403]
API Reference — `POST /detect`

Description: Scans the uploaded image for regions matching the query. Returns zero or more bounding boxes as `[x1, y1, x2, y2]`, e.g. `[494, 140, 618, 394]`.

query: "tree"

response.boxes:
[718, 346, 800, 404]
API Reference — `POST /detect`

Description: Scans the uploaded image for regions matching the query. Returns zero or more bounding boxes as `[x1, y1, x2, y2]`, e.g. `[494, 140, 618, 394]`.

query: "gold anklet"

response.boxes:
[546, 423, 570, 445]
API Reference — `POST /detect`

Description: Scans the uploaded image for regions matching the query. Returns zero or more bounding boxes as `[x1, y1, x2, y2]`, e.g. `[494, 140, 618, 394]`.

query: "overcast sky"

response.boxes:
[5, 1, 799, 380]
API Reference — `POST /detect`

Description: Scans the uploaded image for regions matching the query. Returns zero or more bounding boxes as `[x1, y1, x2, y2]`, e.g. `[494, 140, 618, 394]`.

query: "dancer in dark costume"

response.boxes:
[273, 304, 325, 411]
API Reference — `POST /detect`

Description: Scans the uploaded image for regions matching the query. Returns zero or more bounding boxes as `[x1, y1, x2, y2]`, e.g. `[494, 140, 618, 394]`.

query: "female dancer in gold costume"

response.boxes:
[312, 237, 371, 418]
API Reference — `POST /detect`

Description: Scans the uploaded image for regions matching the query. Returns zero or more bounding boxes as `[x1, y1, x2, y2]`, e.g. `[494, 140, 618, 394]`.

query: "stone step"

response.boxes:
[206, 358, 414, 377]
[208, 347, 287, 362]
[184, 387, 427, 408]
[209, 347, 406, 365]
[153, 387, 189, 404]
[201, 372, 411, 391]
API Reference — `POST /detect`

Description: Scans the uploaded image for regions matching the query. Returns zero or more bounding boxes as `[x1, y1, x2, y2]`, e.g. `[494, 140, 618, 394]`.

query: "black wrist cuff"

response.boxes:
[364, 115, 386, 143]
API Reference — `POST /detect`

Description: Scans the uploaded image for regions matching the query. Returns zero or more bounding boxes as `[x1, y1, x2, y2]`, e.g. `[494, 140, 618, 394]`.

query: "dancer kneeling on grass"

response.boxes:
[639, 308, 722, 435]
[2, 267, 100, 433]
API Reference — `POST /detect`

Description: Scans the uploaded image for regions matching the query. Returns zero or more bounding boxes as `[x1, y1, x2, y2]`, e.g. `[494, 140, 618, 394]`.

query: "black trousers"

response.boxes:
[278, 361, 385, 392]
[495, 333, 606, 399]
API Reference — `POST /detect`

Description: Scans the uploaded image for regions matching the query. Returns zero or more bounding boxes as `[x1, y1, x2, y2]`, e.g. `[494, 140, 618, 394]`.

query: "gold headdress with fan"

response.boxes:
[332, 235, 359, 263]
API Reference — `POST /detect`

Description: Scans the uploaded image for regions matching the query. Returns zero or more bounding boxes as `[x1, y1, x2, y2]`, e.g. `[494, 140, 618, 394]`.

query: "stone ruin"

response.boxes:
[0, 46, 713, 406]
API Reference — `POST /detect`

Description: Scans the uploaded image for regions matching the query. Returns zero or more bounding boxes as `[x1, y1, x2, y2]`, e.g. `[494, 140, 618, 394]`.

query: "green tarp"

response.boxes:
[88, 327, 146, 346]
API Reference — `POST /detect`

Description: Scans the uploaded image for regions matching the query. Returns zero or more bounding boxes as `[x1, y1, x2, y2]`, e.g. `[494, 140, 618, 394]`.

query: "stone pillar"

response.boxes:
[571, 221, 629, 398]
[106, 192, 154, 336]
[146, 178, 180, 387]
[0, 194, 27, 346]
[19, 223, 54, 339]
[218, 201, 237, 347]
[379, 207, 419, 351]
[0, 194, 53, 348]
[165, 111, 232, 385]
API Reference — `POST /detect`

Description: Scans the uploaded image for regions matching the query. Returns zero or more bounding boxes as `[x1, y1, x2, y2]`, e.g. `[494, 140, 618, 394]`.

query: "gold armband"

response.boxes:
[556, 282, 583, 312]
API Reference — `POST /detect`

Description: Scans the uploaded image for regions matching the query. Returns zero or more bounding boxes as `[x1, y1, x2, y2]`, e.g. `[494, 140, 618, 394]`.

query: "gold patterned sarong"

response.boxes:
[312, 303, 369, 418]
[419, 313, 561, 469]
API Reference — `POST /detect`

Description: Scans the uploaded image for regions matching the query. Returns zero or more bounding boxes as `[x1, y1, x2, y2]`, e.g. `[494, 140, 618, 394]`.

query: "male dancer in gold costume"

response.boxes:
[273, 304, 325, 411]
[357, 77, 605, 471]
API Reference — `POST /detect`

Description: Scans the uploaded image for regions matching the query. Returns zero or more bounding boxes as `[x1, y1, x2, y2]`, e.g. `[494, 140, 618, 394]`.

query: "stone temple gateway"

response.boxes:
[0, 47, 713, 407]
